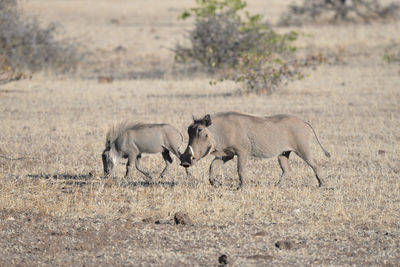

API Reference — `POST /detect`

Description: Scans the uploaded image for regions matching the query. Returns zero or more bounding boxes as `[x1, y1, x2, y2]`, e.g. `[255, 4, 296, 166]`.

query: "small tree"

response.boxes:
[175, 0, 300, 94]
[279, 0, 400, 26]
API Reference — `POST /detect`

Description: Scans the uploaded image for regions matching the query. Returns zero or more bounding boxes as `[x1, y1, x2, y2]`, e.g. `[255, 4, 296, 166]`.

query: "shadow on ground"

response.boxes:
[146, 90, 239, 99]
[27, 174, 178, 188]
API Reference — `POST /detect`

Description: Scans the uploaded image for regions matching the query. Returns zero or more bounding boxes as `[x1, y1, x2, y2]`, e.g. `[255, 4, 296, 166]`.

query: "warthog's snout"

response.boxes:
[180, 161, 191, 168]
[179, 153, 193, 168]
[180, 145, 197, 168]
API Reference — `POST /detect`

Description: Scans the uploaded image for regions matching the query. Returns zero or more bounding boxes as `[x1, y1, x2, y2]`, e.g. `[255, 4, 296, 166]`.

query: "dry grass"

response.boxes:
[0, 0, 399, 265]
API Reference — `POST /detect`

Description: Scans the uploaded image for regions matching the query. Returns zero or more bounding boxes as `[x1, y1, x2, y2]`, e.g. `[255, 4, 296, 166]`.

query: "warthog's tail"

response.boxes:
[304, 122, 331, 158]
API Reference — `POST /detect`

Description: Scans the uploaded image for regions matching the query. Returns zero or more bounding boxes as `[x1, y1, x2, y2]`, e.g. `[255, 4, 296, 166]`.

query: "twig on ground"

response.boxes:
[0, 154, 37, 161]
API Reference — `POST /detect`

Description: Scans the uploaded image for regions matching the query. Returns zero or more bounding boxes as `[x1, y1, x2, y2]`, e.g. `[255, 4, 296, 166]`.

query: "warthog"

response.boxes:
[102, 122, 186, 179]
[180, 112, 330, 189]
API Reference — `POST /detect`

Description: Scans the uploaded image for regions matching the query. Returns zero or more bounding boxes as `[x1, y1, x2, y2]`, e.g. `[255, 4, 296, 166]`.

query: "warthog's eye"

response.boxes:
[205, 134, 208, 138]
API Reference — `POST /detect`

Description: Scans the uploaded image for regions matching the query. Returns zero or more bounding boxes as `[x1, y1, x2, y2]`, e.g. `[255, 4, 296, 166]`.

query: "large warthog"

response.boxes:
[102, 122, 186, 179]
[180, 112, 331, 189]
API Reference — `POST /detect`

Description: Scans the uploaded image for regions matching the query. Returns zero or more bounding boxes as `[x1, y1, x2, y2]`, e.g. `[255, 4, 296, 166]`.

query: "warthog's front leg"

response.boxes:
[209, 155, 234, 187]
[126, 154, 135, 178]
[276, 151, 291, 186]
[176, 151, 192, 178]
[160, 150, 173, 178]
[236, 152, 248, 190]
[185, 168, 192, 177]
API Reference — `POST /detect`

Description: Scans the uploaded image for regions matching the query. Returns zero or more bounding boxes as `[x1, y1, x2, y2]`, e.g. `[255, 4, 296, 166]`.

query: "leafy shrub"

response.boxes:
[174, 0, 300, 94]
[175, 11, 245, 71]
[279, 0, 400, 26]
[0, 0, 79, 76]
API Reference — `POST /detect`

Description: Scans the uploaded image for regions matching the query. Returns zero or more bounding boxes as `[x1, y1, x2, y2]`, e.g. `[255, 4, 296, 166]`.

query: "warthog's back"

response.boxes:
[210, 112, 309, 158]
[121, 124, 182, 154]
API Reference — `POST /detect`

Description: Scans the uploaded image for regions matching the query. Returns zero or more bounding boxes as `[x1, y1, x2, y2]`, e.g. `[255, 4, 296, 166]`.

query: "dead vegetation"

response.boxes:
[0, 0, 79, 84]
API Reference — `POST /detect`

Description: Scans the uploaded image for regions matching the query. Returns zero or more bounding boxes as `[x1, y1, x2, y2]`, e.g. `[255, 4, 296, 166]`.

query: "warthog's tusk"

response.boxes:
[189, 145, 194, 157]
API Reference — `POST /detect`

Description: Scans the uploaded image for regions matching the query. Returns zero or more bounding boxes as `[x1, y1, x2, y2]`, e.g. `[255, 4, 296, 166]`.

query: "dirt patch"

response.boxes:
[0, 211, 399, 265]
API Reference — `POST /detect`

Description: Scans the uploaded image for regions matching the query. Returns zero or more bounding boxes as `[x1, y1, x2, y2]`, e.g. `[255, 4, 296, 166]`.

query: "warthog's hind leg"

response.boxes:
[276, 151, 291, 186]
[295, 150, 323, 187]
[209, 155, 234, 187]
[133, 154, 153, 180]
[305, 158, 323, 187]
[160, 150, 173, 178]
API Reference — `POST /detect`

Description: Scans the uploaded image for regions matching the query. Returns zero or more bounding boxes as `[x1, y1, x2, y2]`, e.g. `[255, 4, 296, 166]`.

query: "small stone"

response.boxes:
[218, 254, 228, 265]
[142, 217, 153, 223]
[118, 206, 130, 214]
[275, 240, 294, 250]
[174, 212, 192, 225]
[109, 19, 120, 24]
[253, 231, 267, 237]
[98, 76, 113, 84]
[113, 45, 127, 53]
[154, 219, 170, 225]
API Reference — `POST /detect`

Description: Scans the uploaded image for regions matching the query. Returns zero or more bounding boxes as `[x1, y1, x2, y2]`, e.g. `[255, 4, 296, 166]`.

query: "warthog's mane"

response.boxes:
[105, 122, 167, 147]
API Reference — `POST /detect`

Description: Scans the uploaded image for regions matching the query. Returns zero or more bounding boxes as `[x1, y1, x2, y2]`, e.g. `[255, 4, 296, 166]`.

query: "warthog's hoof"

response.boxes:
[102, 174, 111, 179]
[236, 185, 245, 191]
[236, 182, 247, 190]
[143, 173, 153, 180]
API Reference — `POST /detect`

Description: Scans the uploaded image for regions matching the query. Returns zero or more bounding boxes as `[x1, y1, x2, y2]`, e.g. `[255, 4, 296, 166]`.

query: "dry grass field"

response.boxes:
[1, 0, 399, 265]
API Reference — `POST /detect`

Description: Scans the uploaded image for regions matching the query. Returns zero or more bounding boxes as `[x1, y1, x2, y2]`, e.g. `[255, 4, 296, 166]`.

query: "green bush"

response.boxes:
[174, 0, 300, 94]
[279, 0, 400, 26]
[0, 0, 79, 74]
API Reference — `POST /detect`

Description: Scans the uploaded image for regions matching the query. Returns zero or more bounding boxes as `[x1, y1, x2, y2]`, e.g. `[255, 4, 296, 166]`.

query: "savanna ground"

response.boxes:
[1, 0, 400, 265]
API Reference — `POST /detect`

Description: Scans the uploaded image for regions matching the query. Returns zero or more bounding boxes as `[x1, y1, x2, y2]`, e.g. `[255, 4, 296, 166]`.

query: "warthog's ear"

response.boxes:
[203, 114, 212, 127]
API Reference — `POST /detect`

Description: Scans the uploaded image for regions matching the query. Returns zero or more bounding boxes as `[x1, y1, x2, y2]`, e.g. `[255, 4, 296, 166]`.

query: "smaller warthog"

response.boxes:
[180, 112, 331, 189]
[102, 122, 186, 179]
